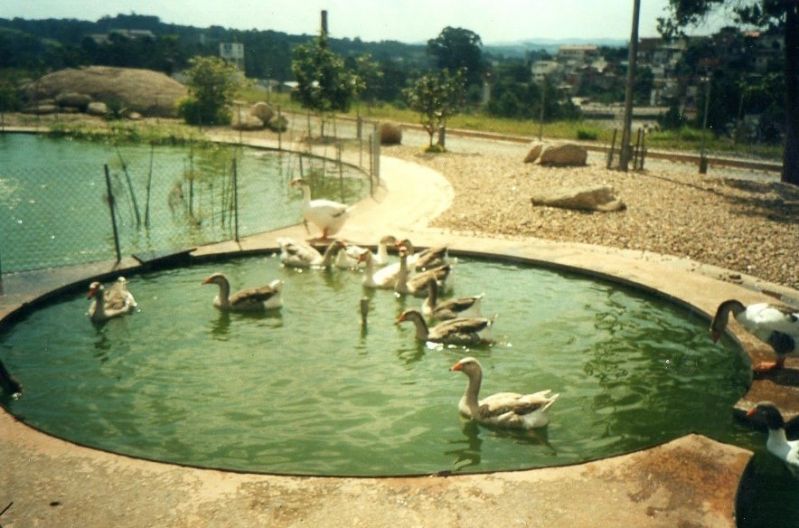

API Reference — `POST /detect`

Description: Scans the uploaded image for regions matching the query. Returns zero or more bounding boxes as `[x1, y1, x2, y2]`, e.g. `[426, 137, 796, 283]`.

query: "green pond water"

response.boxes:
[1, 254, 755, 477]
[0, 133, 366, 272]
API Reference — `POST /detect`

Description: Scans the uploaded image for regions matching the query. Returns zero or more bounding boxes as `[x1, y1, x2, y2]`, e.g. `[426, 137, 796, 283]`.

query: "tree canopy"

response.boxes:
[427, 27, 484, 87]
[659, 0, 799, 185]
[291, 34, 357, 114]
[178, 55, 241, 126]
[403, 68, 466, 150]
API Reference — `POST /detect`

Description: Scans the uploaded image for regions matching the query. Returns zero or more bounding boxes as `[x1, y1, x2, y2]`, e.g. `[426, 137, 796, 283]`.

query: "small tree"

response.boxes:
[291, 34, 357, 131]
[178, 56, 241, 126]
[403, 68, 466, 151]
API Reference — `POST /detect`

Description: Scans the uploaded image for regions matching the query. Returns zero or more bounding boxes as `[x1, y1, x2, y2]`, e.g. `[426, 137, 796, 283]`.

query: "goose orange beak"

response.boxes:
[450, 362, 463, 372]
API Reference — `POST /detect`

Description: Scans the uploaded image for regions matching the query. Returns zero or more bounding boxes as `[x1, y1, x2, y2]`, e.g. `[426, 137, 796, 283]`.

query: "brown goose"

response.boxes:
[87, 280, 137, 323]
[397, 239, 449, 271]
[277, 237, 345, 269]
[710, 299, 799, 371]
[422, 279, 483, 320]
[450, 357, 558, 430]
[394, 246, 451, 298]
[202, 273, 283, 312]
[396, 308, 493, 345]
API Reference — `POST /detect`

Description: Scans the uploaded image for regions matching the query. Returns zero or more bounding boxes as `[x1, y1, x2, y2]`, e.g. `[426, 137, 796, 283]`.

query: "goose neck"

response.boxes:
[463, 369, 483, 416]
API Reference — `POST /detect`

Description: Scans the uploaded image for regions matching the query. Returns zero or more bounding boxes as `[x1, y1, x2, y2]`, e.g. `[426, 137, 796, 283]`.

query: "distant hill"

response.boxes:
[485, 38, 627, 58]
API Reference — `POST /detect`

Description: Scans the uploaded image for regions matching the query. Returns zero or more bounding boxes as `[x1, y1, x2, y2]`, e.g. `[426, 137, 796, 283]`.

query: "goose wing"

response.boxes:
[414, 246, 448, 271]
[229, 285, 279, 307]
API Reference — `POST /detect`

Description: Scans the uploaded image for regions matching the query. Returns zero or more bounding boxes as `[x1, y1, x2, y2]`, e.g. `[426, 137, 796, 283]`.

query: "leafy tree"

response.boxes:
[659, 0, 799, 185]
[178, 55, 241, 126]
[350, 53, 383, 107]
[427, 27, 484, 87]
[403, 68, 466, 150]
[291, 34, 357, 115]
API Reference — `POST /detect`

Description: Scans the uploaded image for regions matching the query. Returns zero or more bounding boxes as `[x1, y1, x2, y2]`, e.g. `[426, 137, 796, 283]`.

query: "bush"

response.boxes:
[178, 96, 231, 126]
[379, 122, 402, 145]
[576, 128, 598, 141]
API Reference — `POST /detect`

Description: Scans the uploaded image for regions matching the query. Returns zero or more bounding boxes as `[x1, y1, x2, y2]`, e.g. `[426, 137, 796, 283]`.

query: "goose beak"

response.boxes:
[746, 407, 757, 417]
[201, 276, 213, 285]
[450, 362, 463, 372]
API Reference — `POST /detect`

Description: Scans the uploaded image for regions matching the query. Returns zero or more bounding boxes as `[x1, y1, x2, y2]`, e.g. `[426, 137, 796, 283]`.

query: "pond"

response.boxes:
[0, 133, 367, 272]
[0, 253, 753, 477]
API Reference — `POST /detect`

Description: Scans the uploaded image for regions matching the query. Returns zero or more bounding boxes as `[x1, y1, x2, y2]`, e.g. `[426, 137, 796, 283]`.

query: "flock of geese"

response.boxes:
[3, 176, 799, 473]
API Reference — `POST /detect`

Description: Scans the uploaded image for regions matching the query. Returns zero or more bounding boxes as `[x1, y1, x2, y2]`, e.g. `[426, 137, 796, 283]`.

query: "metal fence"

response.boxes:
[0, 118, 381, 277]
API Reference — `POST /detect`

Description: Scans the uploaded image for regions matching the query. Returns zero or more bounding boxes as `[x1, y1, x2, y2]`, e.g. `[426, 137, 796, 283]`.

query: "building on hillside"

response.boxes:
[531, 60, 561, 82]
[557, 45, 599, 67]
[88, 29, 155, 44]
[220, 42, 245, 70]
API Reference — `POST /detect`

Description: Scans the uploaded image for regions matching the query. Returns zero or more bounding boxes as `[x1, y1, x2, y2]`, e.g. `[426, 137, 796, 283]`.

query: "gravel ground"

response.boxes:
[386, 144, 799, 291]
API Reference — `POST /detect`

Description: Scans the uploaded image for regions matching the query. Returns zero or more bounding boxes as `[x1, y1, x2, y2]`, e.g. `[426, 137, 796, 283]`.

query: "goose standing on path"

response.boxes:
[710, 299, 799, 371]
[87, 280, 138, 323]
[422, 278, 483, 320]
[277, 237, 345, 269]
[202, 273, 283, 312]
[290, 178, 350, 241]
[396, 308, 493, 345]
[747, 402, 799, 477]
[450, 356, 559, 430]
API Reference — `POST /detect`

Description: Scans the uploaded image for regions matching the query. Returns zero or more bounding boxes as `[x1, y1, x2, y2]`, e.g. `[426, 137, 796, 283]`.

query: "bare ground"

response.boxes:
[386, 145, 799, 292]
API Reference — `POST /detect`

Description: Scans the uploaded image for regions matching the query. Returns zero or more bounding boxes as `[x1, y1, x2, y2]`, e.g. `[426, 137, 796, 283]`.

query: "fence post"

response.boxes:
[104, 164, 122, 263]
[277, 105, 282, 151]
[144, 142, 154, 228]
[233, 158, 239, 242]
[337, 143, 344, 202]
[607, 129, 618, 170]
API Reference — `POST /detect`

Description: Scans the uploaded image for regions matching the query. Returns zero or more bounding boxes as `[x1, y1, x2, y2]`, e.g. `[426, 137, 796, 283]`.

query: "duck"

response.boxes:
[450, 356, 559, 430]
[747, 401, 799, 477]
[422, 278, 483, 320]
[202, 273, 283, 312]
[394, 246, 451, 298]
[86, 280, 137, 323]
[396, 308, 494, 345]
[397, 239, 449, 271]
[710, 299, 799, 371]
[346, 235, 397, 268]
[277, 237, 345, 269]
[290, 178, 350, 240]
[358, 248, 403, 289]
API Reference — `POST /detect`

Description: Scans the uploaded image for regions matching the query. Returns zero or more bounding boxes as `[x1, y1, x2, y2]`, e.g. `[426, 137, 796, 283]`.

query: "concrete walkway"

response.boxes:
[2, 133, 797, 527]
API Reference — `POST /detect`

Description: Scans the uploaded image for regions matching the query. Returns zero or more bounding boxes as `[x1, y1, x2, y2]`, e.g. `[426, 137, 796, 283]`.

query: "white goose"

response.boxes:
[422, 278, 483, 320]
[86, 280, 137, 323]
[291, 178, 350, 240]
[358, 249, 402, 289]
[747, 402, 799, 477]
[202, 272, 283, 312]
[346, 235, 397, 268]
[394, 246, 451, 298]
[277, 237, 345, 269]
[710, 299, 799, 371]
[450, 357, 559, 430]
[396, 308, 494, 345]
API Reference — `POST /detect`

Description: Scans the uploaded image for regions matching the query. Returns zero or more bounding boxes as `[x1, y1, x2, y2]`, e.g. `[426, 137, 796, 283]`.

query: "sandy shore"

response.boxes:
[386, 144, 799, 292]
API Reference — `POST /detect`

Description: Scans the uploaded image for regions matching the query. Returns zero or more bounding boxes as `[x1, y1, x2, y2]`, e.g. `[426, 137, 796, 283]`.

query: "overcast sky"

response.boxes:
[2, 1, 734, 43]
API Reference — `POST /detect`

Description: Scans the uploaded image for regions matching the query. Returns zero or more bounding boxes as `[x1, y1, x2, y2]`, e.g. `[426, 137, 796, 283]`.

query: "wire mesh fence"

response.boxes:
[0, 124, 379, 276]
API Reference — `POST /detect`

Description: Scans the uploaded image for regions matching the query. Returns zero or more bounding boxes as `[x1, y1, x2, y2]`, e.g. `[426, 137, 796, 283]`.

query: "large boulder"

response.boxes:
[86, 101, 108, 116]
[523, 141, 545, 163]
[267, 114, 288, 132]
[539, 143, 588, 167]
[55, 92, 92, 110]
[231, 110, 264, 131]
[24, 66, 187, 117]
[250, 101, 274, 123]
[531, 184, 625, 212]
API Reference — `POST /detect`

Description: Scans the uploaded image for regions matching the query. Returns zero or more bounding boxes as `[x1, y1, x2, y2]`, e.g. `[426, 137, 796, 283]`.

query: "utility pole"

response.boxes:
[320, 10, 328, 40]
[619, 0, 641, 171]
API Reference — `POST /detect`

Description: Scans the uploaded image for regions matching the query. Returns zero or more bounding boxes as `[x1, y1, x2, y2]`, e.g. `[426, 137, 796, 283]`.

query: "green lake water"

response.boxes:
[0, 133, 366, 272]
[1, 254, 755, 477]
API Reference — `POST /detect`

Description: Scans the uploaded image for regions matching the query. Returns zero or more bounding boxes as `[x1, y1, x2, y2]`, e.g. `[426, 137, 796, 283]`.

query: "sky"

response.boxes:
[2, 0, 734, 43]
